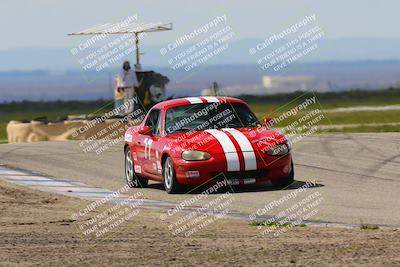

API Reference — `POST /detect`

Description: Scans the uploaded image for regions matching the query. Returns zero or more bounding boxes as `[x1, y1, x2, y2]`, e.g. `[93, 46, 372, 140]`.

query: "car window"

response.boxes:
[145, 109, 161, 136]
[154, 112, 162, 136]
[165, 103, 260, 134]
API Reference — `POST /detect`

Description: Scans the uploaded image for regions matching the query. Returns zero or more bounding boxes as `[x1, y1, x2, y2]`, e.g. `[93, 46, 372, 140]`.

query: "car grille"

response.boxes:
[212, 170, 267, 180]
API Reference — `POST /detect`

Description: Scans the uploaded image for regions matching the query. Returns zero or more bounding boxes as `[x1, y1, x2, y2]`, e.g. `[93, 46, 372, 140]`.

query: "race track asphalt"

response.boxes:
[0, 133, 399, 226]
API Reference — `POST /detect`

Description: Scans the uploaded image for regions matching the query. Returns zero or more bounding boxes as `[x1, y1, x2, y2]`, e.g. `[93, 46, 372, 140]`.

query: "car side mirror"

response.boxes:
[138, 125, 152, 135]
[263, 116, 274, 128]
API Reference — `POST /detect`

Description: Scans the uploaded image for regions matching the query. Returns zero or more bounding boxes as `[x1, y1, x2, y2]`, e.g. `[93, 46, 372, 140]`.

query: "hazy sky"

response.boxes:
[1, 0, 399, 50]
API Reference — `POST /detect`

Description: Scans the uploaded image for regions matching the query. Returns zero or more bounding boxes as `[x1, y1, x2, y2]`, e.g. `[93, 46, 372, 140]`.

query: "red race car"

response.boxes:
[124, 96, 293, 193]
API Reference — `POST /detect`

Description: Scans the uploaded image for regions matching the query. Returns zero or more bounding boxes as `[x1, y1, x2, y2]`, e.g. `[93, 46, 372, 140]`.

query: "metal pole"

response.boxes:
[135, 32, 140, 69]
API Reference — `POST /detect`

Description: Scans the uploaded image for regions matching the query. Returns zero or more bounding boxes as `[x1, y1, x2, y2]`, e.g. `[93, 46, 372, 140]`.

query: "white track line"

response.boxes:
[0, 165, 397, 229]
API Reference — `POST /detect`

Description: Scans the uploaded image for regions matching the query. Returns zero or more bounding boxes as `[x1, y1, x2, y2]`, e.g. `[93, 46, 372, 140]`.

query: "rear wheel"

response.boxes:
[271, 161, 294, 187]
[125, 147, 148, 188]
[163, 156, 181, 194]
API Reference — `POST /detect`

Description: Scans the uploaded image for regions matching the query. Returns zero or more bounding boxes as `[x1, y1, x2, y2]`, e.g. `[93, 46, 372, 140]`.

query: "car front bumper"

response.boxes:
[172, 153, 293, 186]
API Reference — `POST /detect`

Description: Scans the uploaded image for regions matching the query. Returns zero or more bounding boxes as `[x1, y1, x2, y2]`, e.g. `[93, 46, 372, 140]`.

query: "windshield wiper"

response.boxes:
[220, 122, 259, 128]
[216, 123, 242, 128]
[170, 127, 193, 133]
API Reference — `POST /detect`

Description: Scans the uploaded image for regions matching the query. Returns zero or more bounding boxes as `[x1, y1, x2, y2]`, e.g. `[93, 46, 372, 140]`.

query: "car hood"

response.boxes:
[166, 127, 286, 154]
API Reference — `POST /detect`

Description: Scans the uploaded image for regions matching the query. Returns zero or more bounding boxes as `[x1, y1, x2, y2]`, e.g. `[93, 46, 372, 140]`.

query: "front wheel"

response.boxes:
[163, 157, 181, 194]
[271, 161, 294, 187]
[125, 147, 148, 188]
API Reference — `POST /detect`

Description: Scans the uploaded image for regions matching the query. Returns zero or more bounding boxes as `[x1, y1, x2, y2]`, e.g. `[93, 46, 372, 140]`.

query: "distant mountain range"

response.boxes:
[1, 38, 400, 101]
[1, 38, 400, 71]
[1, 60, 400, 102]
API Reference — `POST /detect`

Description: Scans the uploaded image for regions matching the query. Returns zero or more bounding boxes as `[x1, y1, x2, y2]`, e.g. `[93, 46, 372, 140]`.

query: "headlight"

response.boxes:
[182, 150, 211, 161]
[267, 144, 289, 156]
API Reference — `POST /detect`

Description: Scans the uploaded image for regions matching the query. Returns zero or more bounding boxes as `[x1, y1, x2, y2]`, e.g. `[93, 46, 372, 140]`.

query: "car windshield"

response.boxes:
[165, 102, 260, 134]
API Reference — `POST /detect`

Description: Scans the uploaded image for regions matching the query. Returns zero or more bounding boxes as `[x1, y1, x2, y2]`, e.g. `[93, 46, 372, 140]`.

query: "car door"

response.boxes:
[134, 109, 157, 173]
[147, 110, 164, 176]
[142, 109, 162, 175]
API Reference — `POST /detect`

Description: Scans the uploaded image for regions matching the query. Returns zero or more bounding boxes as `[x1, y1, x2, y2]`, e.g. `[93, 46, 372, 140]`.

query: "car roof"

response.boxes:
[152, 96, 246, 110]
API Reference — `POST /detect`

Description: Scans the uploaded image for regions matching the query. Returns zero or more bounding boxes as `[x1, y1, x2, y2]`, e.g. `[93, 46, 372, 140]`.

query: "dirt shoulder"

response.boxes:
[0, 180, 399, 267]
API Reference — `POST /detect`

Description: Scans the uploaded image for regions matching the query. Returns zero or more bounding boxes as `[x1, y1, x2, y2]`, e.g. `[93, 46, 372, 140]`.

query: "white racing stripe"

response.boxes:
[202, 96, 219, 103]
[205, 129, 240, 172]
[185, 97, 203, 104]
[223, 128, 257, 170]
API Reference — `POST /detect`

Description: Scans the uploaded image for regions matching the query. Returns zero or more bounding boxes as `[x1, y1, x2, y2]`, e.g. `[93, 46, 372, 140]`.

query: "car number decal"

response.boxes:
[144, 138, 153, 159]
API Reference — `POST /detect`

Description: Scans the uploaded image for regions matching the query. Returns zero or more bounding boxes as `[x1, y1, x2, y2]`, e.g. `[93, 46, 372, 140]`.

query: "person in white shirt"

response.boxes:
[119, 61, 138, 113]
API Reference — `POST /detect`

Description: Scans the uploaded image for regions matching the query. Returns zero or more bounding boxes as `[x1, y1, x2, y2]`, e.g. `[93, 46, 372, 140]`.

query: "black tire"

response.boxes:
[124, 146, 148, 188]
[163, 156, 181, 194]
[271, 161, 294, 187]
